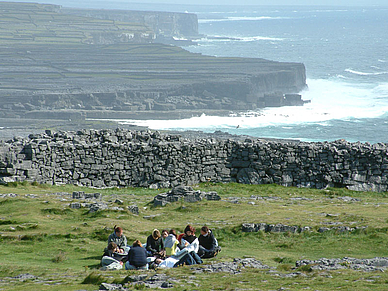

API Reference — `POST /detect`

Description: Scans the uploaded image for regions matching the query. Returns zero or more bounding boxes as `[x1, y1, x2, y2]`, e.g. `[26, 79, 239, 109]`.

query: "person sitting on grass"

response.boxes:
[101, 242, 124, 270]
[125, 240, 148, 270]
[146, 229, 165, 259]
[161, 229, 168, 246]
[198, 226, 221, 258]
[163, 229, 180, 257]
[180, 224, 199, 254]
[150, 227, 202, 269]
[107, 225, 127, 253]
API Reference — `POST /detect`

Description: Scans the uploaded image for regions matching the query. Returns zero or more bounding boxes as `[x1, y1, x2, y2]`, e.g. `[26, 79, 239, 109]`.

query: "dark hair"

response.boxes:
[184, 224, 195, 235]
[201, 226, 209, 233]
[114, 225, 123, 233]
[133, 239, 142, 247]
[107, 242, 118, 251]
[162, 229, 168, 235]
[152, 229, 161, 239]
[169, 229, 177, 238]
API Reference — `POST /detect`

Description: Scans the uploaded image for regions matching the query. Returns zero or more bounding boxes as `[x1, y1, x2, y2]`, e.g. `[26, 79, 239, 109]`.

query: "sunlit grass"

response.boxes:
[1, 182, 388, 290]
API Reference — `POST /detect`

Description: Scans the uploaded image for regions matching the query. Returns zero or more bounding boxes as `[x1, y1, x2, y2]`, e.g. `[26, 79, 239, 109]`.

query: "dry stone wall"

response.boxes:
[0, 129, 387, 192]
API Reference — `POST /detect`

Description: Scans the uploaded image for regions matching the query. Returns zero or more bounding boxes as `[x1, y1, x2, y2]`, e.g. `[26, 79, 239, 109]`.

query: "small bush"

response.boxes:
[6, 182, 18, 188]
[297, 264, 313, 273]
[20, 181, 29, 187]
[92, 227, 112, 241]
[134, 282, 146, 290]
[275, 242, 294, 249]
[41, 208, 73, 215]
[273, 257, 294, 264]
[52, 251, 67, 263]
[19, 233, 46, 241]
[0, 220, 15, 225]
[31, 181, 39, 186]
[277, 264, 293, 272]
[82, 272, 105, 285]
[16, 223, 38, 230]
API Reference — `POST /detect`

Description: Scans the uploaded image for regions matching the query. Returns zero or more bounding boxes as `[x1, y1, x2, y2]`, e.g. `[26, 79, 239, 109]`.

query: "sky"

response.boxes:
[4, 0, 388, 5]
[128, 0, 387, 4]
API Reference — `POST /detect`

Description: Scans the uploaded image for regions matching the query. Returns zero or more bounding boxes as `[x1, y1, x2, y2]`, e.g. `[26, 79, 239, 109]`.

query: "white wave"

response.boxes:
[199, 16, 290, 23]
[198, 35, 284, 42]
[115, 79, 388, 132]
[336, 74, 348, 79]
[345, 69, 388, 76]
[378, 59, 387, 63]
[239, 36, 284, 42]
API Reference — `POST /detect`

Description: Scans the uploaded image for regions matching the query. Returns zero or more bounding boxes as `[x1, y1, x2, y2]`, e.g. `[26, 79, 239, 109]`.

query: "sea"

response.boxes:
[8, 1, 388, 144]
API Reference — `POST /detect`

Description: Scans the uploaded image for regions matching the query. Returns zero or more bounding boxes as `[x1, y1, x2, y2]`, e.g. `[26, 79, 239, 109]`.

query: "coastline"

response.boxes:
[0, 116, 300, 143]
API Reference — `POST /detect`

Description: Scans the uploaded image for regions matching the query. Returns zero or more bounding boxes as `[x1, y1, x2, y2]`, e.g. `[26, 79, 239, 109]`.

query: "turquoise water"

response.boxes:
[132, 5, 388, 143]
[9, 1, 388, 143]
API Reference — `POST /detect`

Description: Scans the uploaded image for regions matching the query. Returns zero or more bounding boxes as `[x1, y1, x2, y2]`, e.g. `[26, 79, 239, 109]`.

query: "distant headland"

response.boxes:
[0, 1, 308, 126]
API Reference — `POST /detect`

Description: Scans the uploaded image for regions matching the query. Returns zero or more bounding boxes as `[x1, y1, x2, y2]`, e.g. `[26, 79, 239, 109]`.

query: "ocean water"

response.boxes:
[9, 2, 388, 143]
[116, 5, 388, 144]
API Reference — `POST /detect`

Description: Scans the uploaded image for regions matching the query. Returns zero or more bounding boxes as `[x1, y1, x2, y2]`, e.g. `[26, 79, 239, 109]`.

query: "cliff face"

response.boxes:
[0, 42, 307, 119]
[61, 8, 199, 39]
[0, 2, 307, 120]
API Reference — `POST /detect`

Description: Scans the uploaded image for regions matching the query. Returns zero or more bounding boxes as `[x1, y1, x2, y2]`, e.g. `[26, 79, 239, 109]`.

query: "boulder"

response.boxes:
[153, 185, 221, 207]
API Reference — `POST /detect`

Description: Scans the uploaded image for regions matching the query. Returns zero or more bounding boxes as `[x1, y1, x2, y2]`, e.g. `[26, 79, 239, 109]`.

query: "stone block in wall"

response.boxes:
[231, 160, 251, 168]
[25, 169, 39, 178]
[79, 178, 91, 186]
[237, 168, 261, 184]
[0, 176, 16, 184]
[0, 168, 16, 175]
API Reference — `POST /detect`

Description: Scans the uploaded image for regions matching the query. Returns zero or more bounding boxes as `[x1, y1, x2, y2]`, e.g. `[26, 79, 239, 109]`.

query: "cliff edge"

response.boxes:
[0, 2, 307, 121]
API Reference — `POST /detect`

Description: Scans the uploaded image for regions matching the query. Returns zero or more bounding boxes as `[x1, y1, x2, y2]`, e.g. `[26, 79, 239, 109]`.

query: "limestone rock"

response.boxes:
[153, 185, 221, 207]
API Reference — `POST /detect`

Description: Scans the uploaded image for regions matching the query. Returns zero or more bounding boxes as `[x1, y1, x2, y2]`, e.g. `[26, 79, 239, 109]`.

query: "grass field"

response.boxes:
[0, 182, 387, 290]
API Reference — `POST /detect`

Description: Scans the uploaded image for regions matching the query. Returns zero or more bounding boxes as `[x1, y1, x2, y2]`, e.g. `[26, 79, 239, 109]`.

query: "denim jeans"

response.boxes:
[125, 261, 148, 270]
[173, 251, 202, 267]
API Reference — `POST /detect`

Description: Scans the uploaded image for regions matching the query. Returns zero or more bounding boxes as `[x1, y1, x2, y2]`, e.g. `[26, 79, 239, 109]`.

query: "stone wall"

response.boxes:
[0, 129, 387, 192]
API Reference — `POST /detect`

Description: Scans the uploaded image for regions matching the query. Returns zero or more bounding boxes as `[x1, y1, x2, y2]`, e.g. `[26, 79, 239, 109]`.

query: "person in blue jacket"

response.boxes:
[125, 240, 148, 270]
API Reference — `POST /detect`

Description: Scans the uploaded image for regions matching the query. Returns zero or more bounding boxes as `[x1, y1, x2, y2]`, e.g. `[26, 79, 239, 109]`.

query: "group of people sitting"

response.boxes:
[101, 224, 221, 270]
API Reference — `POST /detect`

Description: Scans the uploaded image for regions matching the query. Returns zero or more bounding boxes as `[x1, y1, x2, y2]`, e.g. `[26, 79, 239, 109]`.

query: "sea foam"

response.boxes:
[198, 16, 291, 23]
[117, 79, 388, 133]
[345, 69, 388, 76]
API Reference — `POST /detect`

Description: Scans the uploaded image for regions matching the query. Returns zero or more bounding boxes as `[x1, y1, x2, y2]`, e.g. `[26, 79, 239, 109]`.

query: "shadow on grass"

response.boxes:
[87, 263, 102, 270]
[81, 256, 103, 261]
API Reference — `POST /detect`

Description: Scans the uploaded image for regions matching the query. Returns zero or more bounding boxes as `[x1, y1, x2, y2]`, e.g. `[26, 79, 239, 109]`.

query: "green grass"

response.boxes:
[1, 182, 388, 290]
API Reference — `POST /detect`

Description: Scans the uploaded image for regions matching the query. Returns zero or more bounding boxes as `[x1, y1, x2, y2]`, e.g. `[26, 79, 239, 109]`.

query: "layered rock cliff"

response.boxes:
[61, 7, 199, 40]
[0, 2, 307, 120]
